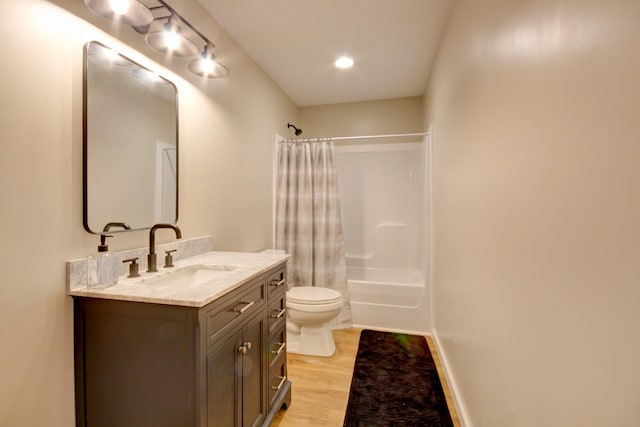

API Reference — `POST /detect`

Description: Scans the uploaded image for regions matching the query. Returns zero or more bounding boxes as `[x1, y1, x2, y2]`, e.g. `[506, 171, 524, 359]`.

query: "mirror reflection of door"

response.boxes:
[155, 140, 177, 223]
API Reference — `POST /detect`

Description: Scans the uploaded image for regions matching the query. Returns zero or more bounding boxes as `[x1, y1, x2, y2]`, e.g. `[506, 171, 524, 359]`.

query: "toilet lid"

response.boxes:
[287, 286, 342, 305]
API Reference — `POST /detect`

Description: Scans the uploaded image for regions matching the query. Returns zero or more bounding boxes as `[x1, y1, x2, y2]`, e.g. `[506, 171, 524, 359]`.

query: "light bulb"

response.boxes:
[200, 58, 215, 75]
[187, 46, 229, 77]
[164, 31, 180, 51]
[335, 56, 354, 69]
[146, 20, 198, 57]
[108, 0, 130, 15]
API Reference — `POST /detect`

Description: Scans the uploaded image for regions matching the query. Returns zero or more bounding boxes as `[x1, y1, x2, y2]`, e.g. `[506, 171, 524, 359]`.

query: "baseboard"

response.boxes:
[432, 329, 473, 427]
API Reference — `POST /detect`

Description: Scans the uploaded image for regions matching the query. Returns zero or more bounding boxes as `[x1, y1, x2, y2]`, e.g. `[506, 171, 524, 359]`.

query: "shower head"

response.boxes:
[288, 123, 303, 136]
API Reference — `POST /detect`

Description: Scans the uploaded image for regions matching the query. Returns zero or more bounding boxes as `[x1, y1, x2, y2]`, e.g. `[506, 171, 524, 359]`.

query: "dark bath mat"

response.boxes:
[343, 329, 454, 427]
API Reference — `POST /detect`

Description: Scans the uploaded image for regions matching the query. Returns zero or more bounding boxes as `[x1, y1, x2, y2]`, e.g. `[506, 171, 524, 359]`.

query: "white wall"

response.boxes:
[0, 1, 296, 425]
[424, 0, 640, 425]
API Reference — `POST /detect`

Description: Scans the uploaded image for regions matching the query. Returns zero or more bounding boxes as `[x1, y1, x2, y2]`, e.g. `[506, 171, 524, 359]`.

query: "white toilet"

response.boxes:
[286, 286, 343, 357]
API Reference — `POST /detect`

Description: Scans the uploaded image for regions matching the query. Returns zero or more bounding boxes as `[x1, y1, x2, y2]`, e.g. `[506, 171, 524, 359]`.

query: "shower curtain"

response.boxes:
[275, 139, 352, 329]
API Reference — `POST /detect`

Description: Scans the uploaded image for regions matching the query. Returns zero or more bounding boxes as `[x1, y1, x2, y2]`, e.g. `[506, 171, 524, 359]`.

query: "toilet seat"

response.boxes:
[287, 287, 342, 305]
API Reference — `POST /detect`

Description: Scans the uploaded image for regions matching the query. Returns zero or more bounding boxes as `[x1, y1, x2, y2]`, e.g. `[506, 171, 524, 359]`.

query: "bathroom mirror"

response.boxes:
[83, 41, 178, 233]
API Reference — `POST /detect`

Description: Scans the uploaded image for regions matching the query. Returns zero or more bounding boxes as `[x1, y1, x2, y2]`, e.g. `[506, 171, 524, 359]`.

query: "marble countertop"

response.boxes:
[68, 251, 289, 308]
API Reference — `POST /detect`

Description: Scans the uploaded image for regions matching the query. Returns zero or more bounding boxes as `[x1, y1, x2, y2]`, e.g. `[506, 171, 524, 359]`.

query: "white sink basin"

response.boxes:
[139, 264, 237, 288]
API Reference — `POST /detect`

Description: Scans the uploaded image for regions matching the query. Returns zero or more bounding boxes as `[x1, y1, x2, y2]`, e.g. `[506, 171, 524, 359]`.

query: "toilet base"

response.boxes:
[287, 322, 336, 357]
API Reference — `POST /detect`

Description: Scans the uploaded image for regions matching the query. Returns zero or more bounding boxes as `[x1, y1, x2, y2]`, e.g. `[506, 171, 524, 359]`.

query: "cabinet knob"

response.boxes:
[238, 342, 252, 354]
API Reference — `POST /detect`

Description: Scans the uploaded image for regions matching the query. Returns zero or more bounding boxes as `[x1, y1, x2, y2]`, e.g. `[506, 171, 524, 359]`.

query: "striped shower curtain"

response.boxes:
[275, 139, 352, 329]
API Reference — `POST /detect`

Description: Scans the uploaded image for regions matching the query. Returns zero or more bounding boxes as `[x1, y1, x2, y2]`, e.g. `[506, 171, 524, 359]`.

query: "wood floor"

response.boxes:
[271, 328, 461, 427]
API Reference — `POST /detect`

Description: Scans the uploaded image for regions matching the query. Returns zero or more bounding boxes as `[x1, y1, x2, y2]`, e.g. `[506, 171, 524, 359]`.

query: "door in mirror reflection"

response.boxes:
[84, 41, 178, 233]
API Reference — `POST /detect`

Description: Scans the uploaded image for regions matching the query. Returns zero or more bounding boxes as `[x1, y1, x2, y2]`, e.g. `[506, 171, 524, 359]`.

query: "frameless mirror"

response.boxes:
[83, 41, 178, 233]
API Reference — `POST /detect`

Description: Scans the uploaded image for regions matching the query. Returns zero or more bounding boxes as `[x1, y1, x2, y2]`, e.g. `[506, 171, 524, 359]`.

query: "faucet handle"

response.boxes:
[164, 250, 177, 268]
[123, 257, 140, 278]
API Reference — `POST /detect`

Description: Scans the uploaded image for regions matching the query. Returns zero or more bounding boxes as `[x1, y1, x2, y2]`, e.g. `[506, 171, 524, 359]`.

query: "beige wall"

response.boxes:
[424, 0, 640, 425]
[299, 97, 423, 138]
[0, 1, 296, 425]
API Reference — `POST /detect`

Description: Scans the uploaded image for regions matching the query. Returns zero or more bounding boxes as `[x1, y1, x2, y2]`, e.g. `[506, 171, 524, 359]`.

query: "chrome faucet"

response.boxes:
[147, 224, 182, 272]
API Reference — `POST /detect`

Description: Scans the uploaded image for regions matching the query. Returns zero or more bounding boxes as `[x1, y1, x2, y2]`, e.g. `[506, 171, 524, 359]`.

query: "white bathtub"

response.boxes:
[347, 266, 429, 333]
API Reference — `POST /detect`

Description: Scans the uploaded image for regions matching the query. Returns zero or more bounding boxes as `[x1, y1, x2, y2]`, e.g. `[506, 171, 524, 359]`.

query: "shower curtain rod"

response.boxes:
[279, 132, 427, 143]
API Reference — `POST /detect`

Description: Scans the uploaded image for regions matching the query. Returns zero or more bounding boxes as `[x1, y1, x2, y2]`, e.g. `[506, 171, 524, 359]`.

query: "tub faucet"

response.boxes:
[147, 224, 182, 272]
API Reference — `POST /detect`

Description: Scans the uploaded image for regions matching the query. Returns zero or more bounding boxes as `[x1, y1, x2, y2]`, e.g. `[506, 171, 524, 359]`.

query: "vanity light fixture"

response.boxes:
[108, 0, 130, 16]
[145, 15, 198, 57]
[84, 0, 229, 78]
[187, 44, 229, 78]
[84, 0, 153, 27]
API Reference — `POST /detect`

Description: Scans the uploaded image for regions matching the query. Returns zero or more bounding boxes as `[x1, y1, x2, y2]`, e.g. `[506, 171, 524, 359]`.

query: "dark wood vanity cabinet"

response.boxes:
[207, 312, 265, 427]
[265, 268, 289, 410]
[73, 263, 291, 427]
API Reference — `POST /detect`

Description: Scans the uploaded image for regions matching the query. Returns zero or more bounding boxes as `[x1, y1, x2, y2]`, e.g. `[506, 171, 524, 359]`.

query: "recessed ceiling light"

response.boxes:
[335, 56, 354, 69]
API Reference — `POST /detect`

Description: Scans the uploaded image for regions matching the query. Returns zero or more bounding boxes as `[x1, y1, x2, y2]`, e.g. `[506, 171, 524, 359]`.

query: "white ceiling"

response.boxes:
[198, 0, 453, 107]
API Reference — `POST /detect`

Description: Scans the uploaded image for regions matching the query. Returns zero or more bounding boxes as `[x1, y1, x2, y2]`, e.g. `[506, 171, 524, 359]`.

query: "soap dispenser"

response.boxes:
[87, 234, 119, 288]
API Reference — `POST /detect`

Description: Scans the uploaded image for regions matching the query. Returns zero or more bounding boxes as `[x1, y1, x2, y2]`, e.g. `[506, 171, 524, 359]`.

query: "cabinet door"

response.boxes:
[241, 314, 266, 427]
[207, 332, 241, 427]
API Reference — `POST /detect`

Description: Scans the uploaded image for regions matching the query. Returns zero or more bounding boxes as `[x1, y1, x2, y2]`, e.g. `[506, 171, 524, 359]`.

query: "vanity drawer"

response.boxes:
[268, 294, 286, 334]
[206, 278, 265, 347]
[268, 355, 287, 408]
[268, 328, 287, 367]
[266, 267, 287, 300]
